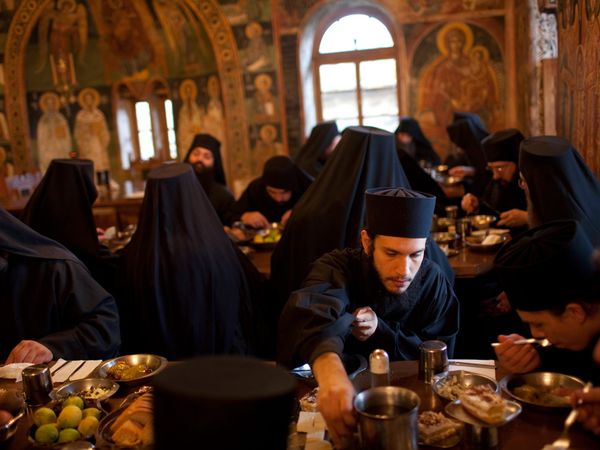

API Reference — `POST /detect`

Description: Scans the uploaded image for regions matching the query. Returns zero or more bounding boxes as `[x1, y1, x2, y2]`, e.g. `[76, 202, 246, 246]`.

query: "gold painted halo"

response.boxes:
[436, 21, 474, 56]
[39, 92, 60, 112]
[245, 21, 263, 39]
[259, 124, 277, 141]
[254, 73, 272, 90]
[470, 45, 490, 62]
[77, 87, 100, 108]
[179, 79, 198, 100]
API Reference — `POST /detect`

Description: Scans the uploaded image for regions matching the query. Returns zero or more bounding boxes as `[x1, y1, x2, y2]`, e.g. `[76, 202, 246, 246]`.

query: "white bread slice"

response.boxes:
[418, 411, 461, 444]
[112, 419, 143, 447]
[111, 393, 153, 433]
[459, 385, 507, 424]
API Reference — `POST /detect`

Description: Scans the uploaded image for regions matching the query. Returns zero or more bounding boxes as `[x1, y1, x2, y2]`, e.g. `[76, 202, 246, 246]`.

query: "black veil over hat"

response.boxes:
[0, 207, 77, 262]
[520, 136, 600, 246]
[481, 129, 524, 163]
[294, 121, 339, 178]
[394, 117, 441, 165]
[119, 163, 248, 358]
[271, 126, 453, 309]
[153, 356, 296, 450]
[21, 159, 99, 264]
[494, 220, 599, 311]
[261, 155, 312, 193]
[184, 133, 227, 186]
[452, 112, 489, 137]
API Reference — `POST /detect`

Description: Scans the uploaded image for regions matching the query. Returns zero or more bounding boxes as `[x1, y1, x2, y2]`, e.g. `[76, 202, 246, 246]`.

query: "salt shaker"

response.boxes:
[369, 349, 390, 387]
[22, 364, 53, 406]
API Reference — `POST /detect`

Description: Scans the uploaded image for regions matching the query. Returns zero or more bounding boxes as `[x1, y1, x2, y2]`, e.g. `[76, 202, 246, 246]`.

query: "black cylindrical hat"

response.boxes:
[153, 356, 297, 449]
[365, 187, 435, 238]
[481, 129, 524, 163]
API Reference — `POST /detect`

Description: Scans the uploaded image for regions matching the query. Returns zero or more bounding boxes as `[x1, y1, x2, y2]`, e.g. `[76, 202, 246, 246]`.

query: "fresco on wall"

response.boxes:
[74, 87, 110, 171]
[219, 0, 269, 25]
[35, 91, 72, 171]
[250, 123, 284, 174]
[411, 21, 504, 156]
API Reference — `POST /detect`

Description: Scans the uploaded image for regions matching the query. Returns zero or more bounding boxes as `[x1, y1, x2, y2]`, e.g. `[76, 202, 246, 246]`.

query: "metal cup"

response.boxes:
[463, 423, 499, 449]
[354, 386, 420, 450]
[445, 205, 458, 220]
[457, 218, 472, 242]
[418, 340, 449, 384]
[22, 364, 53, 406]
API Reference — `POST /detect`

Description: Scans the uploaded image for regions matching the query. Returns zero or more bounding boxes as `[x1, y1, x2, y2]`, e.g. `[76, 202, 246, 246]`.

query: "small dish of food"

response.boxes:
[0, 389, 25, 442]
[500, 372, 585, 409]
[470, 215, 497, 230]
[464, 234, 508, 253]
[432, 232, 459, 245]
[445, 394, 522, 428]
[97, 355, 167, 386]
[433, 371, 499, 401]
[50, 378, 119, 402]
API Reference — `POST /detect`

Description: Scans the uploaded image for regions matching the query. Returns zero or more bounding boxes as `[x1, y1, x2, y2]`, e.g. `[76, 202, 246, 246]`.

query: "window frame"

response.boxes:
[312, 7, 401, 127]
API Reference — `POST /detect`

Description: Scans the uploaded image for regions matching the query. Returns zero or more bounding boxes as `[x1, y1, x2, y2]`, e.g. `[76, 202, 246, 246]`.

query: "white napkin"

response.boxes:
[0, 363, 33, 382]
[297, 411, 327, 436]
[52, 360, 84, 383]
[69, 360, 102, 381]
[448, 359, 496, 380]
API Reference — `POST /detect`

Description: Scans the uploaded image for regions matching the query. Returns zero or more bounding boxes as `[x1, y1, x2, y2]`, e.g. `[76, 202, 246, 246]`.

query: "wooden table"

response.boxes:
[346, 361, 598, 450]
[247, 246, 494, 280]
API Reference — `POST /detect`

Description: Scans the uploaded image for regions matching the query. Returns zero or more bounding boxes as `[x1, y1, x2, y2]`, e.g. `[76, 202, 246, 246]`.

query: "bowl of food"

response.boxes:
[97, 355, 167, 387]
[250, 224, 282, 250]
[433, 371, 499, 402]
[499, 372, 585, 409]
[432, 232, 459, 245]
[464, 234, 508, 253]
[50, 379, 119, 402]
[0, 389, 25, 442]
[470, 215, 497, 230]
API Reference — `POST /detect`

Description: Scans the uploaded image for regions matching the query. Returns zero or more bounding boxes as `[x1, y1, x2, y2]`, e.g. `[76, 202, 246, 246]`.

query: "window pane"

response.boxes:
[319, 63, 356, 93]
[164, 100, 177, 159]
[321, 91, 359, 121]
[362, 115, 399, 133]
[361, 87, 398, 116]
[135, 102, 152, 131]
[117, 107, 133, 169]
[359, 59, 397, 89]
[138, 130, 155, 160]
[319, 14, 393, 54]
[164, 99, 175, 129]
[167, 130, 178, 159]
[336, 117, 359, 131]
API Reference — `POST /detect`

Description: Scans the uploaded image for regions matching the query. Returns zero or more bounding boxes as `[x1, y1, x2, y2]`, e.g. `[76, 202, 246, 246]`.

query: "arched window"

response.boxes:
[314, 12, 399, 132]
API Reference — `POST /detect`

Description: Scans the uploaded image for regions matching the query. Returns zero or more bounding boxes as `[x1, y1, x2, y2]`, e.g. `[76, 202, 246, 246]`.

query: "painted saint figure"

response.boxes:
[74, 87, 111, 172]
[36, 91, 72, 172]
[177, 79, 204, 160]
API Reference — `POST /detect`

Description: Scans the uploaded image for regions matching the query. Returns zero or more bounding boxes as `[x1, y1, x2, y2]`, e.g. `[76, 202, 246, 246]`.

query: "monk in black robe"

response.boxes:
[519, 136, 600, 247]
[271, 126, 454, 313]
[461, 129, 527, 232]
[394, 117, 440, 166]
[294, 121, 341, 178]
[278, 188, 459, 447]
[20, 158, 115, 291]
[1, 207, 120, 363]
[184, 133, 237, 226]
[232, 155, 312, 229]
[446, 112, 491, 197]
[118, 163, 249, 359]
[493, 219, 600, 384]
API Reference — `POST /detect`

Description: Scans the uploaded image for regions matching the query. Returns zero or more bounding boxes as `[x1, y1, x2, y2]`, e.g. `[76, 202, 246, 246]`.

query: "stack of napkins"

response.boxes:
[51, 359, 102, 383]
[297, 411, 331, 449]
[0, 363, 34, 382]
[448, 359, 496, 380]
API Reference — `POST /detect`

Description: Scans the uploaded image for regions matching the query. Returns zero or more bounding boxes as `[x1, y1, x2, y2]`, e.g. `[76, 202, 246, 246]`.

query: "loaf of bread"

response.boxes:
[111, 393, 154, 447]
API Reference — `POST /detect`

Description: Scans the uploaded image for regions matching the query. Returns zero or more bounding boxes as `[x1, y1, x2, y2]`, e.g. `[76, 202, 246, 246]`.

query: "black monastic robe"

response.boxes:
[278, 248, 459, 368]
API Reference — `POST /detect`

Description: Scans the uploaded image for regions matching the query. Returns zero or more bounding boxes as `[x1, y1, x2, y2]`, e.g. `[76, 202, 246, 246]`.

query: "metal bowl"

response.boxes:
[470, 215, 497, 230]
[432, 232, 459, 245]
[0, 408, 24, 442]
[50, 378, 119, 402]
[465, 234, 508, 253]
[433, 371, 499, 401]
[500, 372, 585, 409]
[96, 354, 167, 386]
[445, 398, 522, 428]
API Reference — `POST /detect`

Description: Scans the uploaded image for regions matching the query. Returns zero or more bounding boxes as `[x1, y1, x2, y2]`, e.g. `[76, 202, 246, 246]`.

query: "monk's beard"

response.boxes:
[193, 164, 215, 193]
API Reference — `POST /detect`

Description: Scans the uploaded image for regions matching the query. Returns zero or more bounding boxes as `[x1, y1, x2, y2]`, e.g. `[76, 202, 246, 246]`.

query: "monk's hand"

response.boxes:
[571, 388, 600, 435]
[312, 353, 357, 449]
[241, 211, 270, 229]
[497, 209, 528, 228]
[449, 165, 476, 177]
[6, 340, 53, 364]
[351, 307, 378, 341]
[461, 193, 479, 213]
[494, 334, 541, 374]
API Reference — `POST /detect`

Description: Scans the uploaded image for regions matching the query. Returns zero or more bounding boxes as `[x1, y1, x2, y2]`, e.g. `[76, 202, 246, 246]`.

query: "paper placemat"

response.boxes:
[0, 363, 33, 382]
[52, 360, 84, 383]
[448, 359, 496, 380]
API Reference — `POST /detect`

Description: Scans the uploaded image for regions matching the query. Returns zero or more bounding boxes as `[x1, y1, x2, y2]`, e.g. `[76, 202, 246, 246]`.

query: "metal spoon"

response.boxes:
[491, 338, 552, 347]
